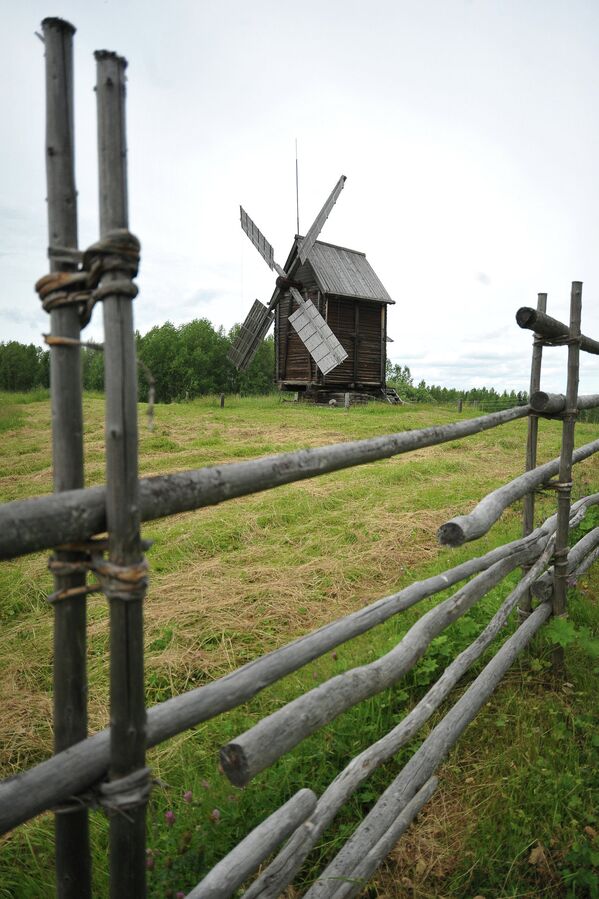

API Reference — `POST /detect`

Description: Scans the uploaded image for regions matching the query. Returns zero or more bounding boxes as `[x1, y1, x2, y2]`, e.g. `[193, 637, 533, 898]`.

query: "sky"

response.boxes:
[2, 0, 599, 393]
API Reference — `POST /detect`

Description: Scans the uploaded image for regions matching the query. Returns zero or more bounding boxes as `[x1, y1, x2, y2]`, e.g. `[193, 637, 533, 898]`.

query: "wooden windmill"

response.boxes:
[230, 176, 396, 401]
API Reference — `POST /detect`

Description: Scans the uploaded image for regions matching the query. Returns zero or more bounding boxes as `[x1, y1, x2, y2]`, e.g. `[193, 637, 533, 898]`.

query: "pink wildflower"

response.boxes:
[183, 790, 193, 803]
[165, 810, 176, 827]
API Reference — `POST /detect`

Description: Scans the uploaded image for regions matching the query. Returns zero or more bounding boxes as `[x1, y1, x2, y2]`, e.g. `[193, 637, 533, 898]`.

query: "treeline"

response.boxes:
[386, 362, 528, 407]
[0, 319, 274, 403]
[0, 342, 50, 392]
[0, 333, 528, 407]
[83, 320, 274, 402]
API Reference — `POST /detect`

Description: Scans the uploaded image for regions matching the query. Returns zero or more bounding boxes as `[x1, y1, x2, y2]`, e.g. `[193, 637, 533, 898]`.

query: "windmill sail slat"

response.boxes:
[240, 207, 275, 270]
[297, 175, 346, 265]
[228, 299, 274, 371]
[288, 297, 348, 376]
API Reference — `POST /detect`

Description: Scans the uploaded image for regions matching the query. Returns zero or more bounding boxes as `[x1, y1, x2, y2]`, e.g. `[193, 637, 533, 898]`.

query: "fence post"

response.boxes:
[519, 292, 547, 617]
[41, 18, 91, 898]
[552, 282, 582, 673]
[220, 392, 225, 408]
[457, 398, 462, 413]
[95, 51, 148, 896]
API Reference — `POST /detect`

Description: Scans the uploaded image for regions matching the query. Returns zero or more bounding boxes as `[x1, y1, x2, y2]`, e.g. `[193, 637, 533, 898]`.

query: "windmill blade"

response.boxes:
[240, 206, 275, 270]
[297, 175, 347, 265]
[228, 299, 274, 371]
[288, 287, 348, 376]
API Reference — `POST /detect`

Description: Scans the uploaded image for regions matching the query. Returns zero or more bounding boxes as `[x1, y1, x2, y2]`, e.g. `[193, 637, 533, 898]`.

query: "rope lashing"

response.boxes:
[535, 335, 582, 348]
[35, 229, 140, 328]
[93, 555, 149, 603]
[46, 543, 149, 604]
[53, 767, 154, 819]
[98, 767, 153, 817]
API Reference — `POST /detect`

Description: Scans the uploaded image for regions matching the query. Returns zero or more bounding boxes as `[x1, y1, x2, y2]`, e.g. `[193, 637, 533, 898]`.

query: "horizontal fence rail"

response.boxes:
[438, 437, 599, 546]
[530, 391, 599, 415]
[516, 306, 599, 355]
[0, 405, 529, 561]
[220, 543, 545, 786]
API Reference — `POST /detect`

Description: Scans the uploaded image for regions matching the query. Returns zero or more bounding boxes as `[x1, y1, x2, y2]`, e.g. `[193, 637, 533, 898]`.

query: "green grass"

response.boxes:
[0, 391, 598, 897]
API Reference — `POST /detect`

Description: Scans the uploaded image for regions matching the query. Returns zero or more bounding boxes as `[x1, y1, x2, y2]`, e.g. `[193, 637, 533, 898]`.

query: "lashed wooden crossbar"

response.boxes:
[0, 405, 529, 560]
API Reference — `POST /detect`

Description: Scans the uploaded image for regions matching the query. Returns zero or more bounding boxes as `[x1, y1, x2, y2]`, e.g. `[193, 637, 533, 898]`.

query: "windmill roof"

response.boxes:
[290, 238, 394, 304]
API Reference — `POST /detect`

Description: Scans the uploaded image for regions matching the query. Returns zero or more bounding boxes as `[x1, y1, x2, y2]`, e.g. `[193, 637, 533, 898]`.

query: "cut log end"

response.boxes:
[219, 743, 250, 787]
[437, 522, 466, 547]
[516, 307, 537, 329]
[530, 391, 551, 412]
[530, 580, 553, 602]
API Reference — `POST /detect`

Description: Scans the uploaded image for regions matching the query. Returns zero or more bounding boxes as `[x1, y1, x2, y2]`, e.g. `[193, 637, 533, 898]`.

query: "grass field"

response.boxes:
[0, 391, 598, 898]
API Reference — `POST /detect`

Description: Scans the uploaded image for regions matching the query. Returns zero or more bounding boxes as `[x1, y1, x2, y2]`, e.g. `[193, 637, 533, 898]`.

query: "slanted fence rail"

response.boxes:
[3, 16, 599, 898]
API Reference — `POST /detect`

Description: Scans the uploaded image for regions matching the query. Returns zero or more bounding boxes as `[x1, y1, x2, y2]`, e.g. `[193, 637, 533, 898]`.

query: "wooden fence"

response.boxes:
[2, 16, 599, 898]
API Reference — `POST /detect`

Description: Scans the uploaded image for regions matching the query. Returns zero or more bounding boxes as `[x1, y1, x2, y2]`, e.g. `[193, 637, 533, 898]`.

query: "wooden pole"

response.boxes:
[438, 436, 599, 546]
[220, 547, 539, 787]
[0, 404, 532, 561]
[530, 391, 599, 414]
[242, 537, 557, 899]
[41, 17, 91, 898]
[306, 602, 551, 899]
[95, 50, 147, 896]
[516, 305, 599, 355]
[552, 282, 582, 673]
[520, 292, 546, 615]
[188, 789, 317, 899]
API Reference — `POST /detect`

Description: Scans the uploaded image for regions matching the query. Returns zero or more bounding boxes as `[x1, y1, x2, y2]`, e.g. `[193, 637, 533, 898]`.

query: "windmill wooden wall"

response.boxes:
[274, 249, 391, 393]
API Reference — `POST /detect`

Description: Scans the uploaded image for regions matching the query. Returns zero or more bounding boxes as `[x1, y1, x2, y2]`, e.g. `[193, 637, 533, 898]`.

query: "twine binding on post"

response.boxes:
[98, 767, 153, 817]
[52, 767, 154, 820]
[46, 544, 149, 604]
[94, 556, 149, 603]
[36, 229, 140, 328]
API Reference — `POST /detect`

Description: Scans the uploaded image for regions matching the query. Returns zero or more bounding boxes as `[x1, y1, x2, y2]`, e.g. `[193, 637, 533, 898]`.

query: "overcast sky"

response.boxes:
[2, 0, 599, 393]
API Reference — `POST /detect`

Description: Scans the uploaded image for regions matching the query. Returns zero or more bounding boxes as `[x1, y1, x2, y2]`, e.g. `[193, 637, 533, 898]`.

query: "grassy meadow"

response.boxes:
[0, 391, 598, 898]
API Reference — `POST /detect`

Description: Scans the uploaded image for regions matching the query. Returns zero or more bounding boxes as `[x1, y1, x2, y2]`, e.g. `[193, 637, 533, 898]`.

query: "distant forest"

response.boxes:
[0, 319, 528, 407]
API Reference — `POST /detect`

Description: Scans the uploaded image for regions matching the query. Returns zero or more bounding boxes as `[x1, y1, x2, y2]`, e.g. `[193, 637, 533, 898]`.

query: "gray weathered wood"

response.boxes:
[187, 789, 316, 899]
[530, 391, 599, 415]
[532, 526, 599, 601]
[323, 777, 438, 899]
[220, 544, 545, 787]
[297, 175, 346, 264]
[41, 17, 91, 898]
[552, 283, 582, 673]
[520, 293, 546, 615]
[438, 434, 599, 547]
[0, 503, 571, 835]
[307, 601, 552, 898]
[516, 305, 599, 355]
[241, 537, 557, 899]
[0, 405, 530, 561]
[95, 50, 147, 897]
